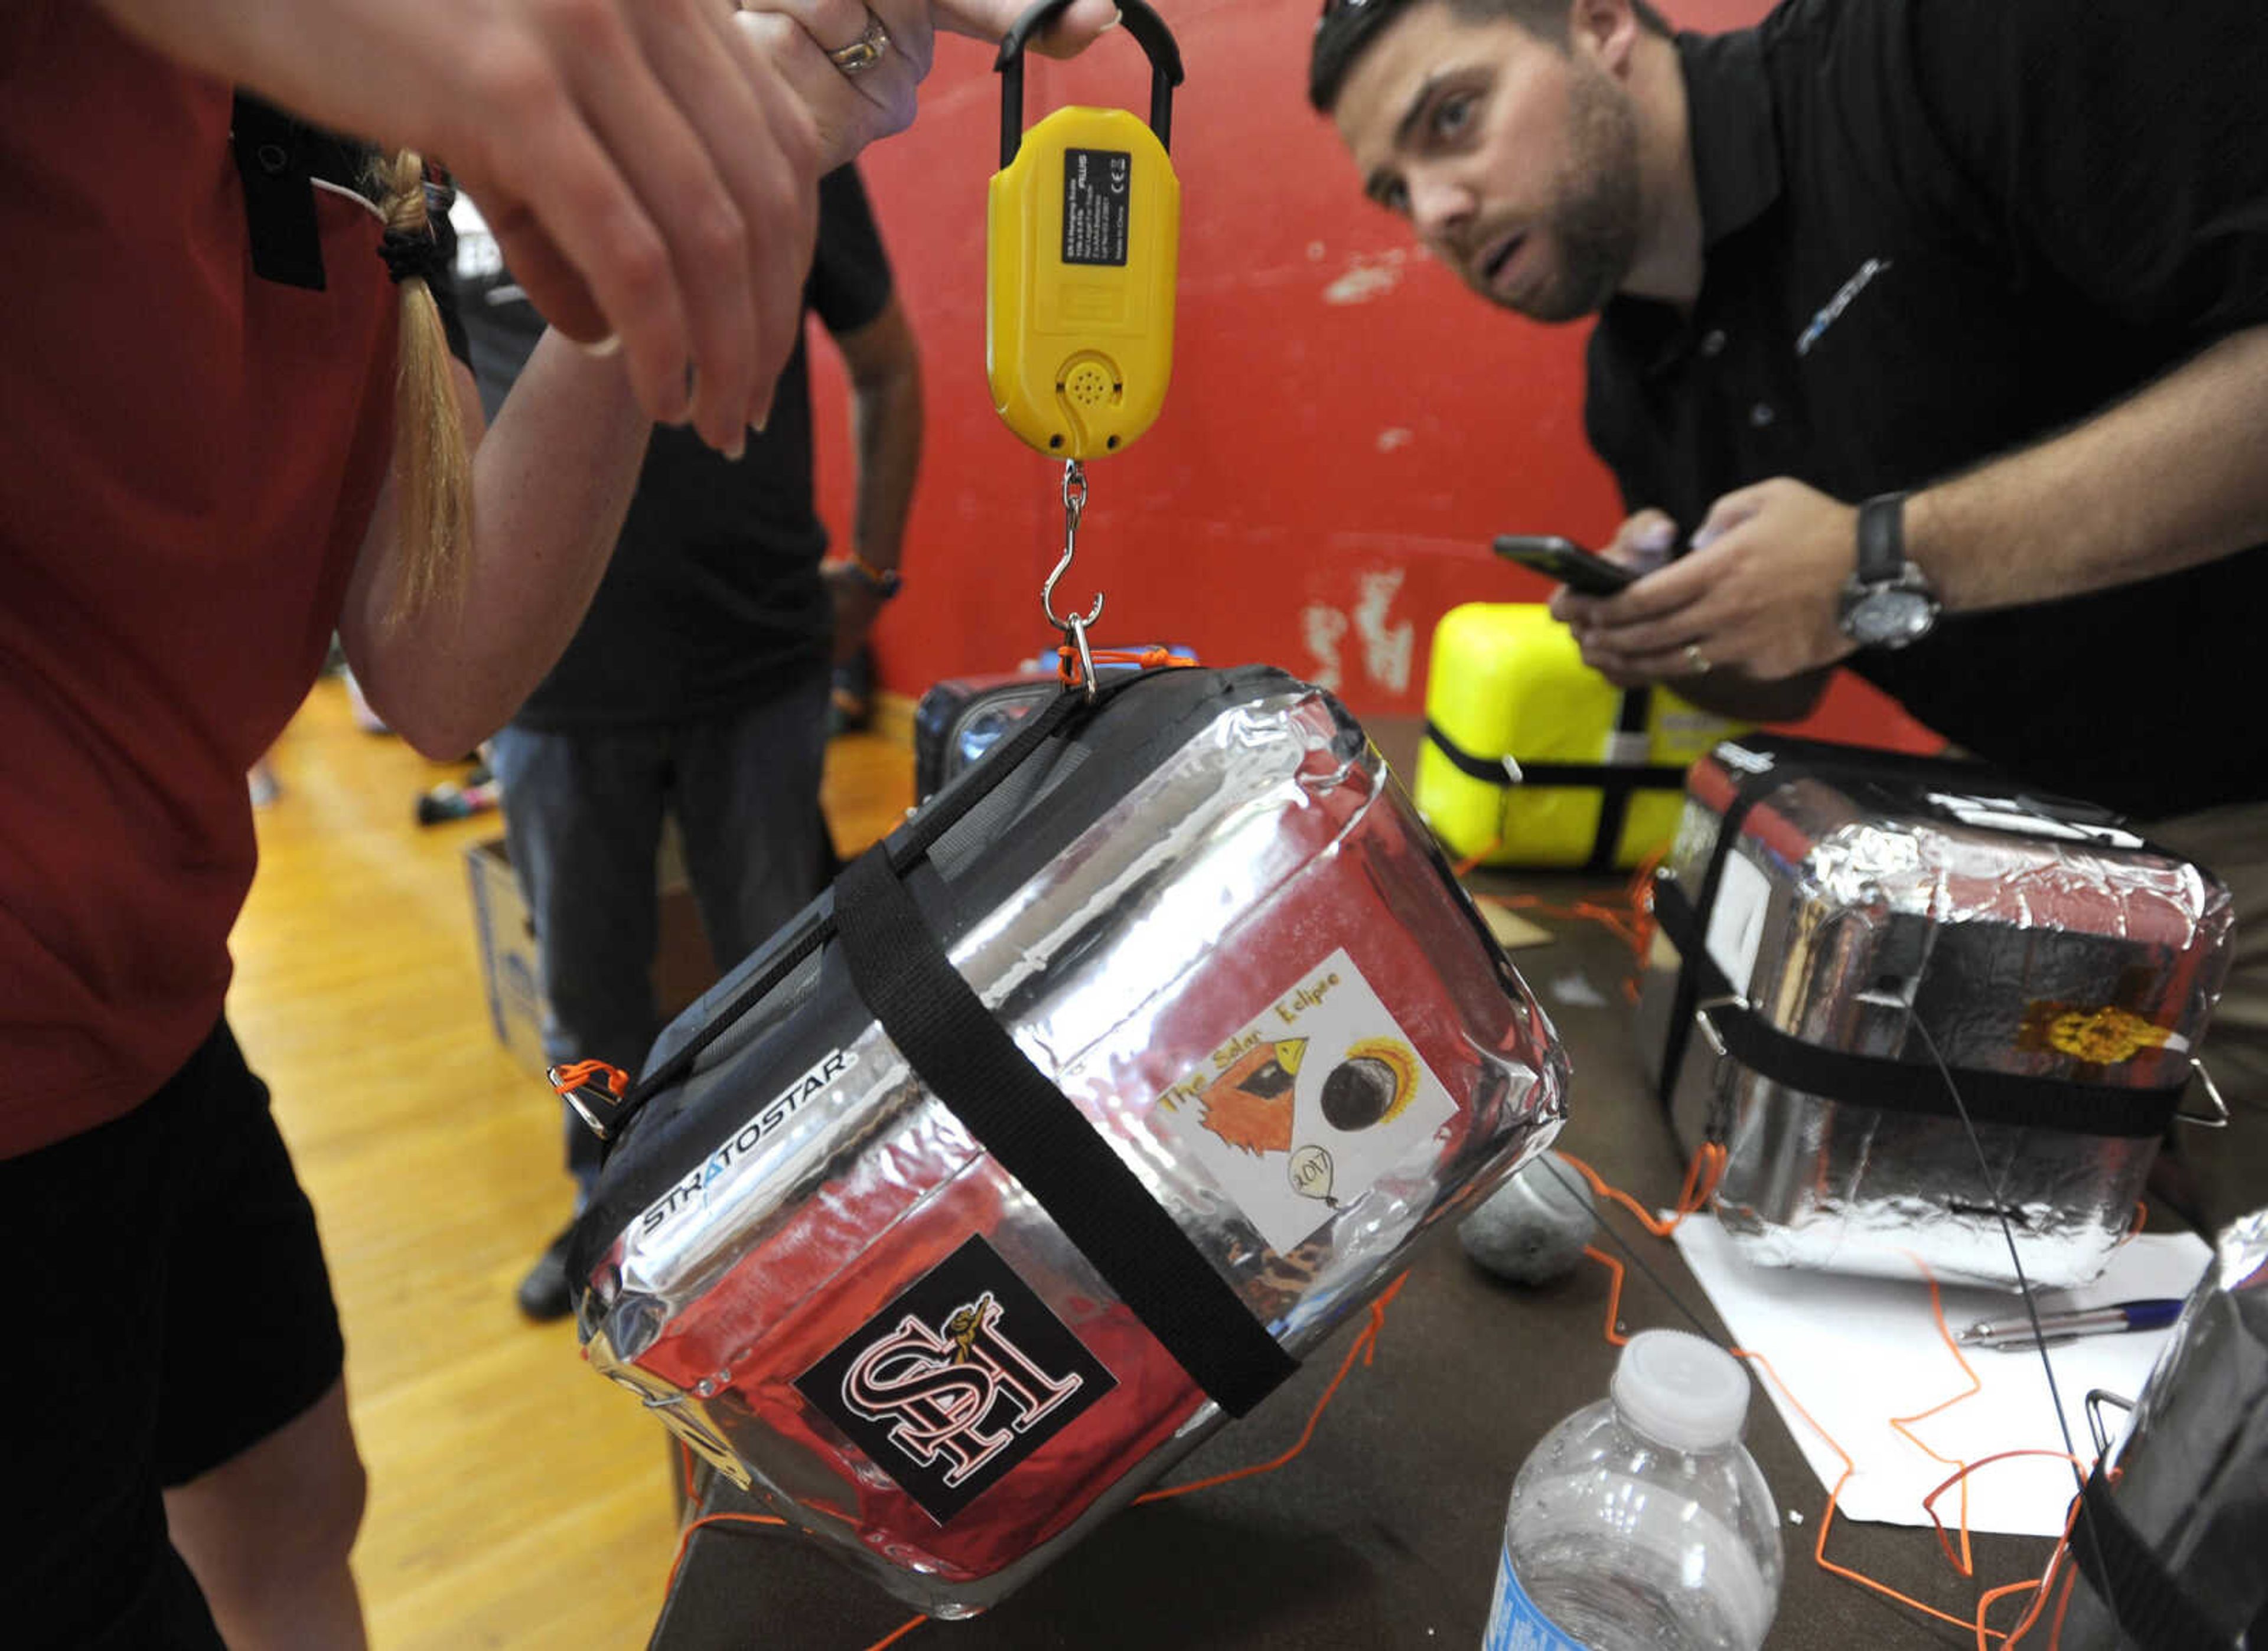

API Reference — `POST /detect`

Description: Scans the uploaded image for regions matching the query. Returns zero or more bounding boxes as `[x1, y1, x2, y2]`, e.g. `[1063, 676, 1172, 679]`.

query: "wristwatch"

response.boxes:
[838, 552, 902, 600]
[1837, 492, 1940, 649]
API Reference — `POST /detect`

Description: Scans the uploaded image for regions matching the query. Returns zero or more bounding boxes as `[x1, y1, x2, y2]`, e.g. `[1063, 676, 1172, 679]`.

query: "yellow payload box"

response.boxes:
[1416, 604, 1748, 872]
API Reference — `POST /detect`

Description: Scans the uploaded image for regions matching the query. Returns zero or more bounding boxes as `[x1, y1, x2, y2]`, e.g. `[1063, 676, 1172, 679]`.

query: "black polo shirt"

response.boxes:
[1585, 0, 2268, 819]
[456, 165, 895, 731]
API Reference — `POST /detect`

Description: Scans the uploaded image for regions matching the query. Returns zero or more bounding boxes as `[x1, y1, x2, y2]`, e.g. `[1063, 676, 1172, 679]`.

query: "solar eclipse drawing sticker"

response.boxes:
[1155, 951, 1455, 1252]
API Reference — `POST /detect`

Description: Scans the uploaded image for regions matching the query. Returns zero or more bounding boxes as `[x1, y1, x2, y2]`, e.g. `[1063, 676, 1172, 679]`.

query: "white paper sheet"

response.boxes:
[1670, 1221, 2212, 1536]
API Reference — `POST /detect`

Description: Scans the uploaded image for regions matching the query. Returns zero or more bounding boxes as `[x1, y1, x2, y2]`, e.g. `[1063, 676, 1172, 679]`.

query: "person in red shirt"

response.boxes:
[0, 0, 1114, 1643]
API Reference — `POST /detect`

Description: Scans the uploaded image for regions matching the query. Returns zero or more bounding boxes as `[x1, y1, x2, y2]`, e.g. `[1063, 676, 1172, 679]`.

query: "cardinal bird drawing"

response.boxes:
[1195, 1039, 1306, 1157]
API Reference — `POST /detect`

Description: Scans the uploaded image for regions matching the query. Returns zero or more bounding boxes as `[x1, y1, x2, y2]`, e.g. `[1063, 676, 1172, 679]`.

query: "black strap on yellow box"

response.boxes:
[1425, 688, 1688, 873]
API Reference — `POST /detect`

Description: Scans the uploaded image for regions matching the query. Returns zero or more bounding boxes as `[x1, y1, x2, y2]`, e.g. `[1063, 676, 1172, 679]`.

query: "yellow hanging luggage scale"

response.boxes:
[988, 0, 1182, 462]
[989, 0, 1184, 689]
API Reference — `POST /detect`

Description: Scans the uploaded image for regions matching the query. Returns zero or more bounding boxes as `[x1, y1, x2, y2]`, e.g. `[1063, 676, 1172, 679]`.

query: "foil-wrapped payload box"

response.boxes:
[565, 666, 1569, 1616]
[1637, 735, 2230, 1290]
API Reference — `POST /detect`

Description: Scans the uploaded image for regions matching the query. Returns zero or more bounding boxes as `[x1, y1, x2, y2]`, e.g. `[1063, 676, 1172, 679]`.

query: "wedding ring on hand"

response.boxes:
[1684, 642, 1713, 677]
[826, 9, 891, 74]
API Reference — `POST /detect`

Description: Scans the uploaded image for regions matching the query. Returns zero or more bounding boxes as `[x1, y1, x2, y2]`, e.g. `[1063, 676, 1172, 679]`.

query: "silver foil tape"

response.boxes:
[1643, 748, 2231, 1290]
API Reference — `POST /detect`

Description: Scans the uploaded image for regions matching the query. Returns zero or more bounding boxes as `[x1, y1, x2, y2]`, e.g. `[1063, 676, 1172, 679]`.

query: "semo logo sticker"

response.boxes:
[794, 1236, 1115, 1522]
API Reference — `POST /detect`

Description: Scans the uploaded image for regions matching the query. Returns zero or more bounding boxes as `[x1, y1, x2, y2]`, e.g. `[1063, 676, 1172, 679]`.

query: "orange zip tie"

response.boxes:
[549, 1058, 628, 1100]
[1055, 645, 1195, 690]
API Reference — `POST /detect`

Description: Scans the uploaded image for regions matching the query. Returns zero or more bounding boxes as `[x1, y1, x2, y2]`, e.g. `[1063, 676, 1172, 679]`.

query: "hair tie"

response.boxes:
[379, 225, 449, 288]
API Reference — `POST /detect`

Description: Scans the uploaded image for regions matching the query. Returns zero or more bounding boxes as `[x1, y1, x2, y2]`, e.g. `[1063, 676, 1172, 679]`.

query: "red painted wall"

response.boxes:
[809, 0, 1937, 750]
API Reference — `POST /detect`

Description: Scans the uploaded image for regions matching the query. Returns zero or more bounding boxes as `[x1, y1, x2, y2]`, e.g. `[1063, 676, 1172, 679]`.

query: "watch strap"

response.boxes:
[1855, 492, 1907, 586]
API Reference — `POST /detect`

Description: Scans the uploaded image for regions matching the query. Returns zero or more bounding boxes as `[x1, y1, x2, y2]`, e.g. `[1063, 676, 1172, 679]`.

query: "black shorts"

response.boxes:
[0, 1019, 346, 1649]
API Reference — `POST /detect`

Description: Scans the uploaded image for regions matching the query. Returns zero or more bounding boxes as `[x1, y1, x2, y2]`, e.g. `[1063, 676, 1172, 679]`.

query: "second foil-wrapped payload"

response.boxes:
[1638, 735, 2231, 1290]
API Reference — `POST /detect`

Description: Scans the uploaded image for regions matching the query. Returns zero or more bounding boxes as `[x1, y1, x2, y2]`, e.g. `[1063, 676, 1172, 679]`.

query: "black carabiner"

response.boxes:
[996, 0, 1185, 168]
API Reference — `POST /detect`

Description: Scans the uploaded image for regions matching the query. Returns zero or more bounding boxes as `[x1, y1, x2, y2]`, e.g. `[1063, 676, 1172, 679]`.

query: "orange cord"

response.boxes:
[1134, 1273, 1409, 1506]
[1556, 1145, 1723, 1241]
[1581, 1245, 1632, 1346]
[1453, 846, 1665, 1007]
[674, 1272, 1411, 1650]
[2118, 1198, 2148, 1247]
[667, 1509, 787, 1595]
[2045, 1561, 2078, 1645]
[1567, 1156, 2094, 1647]
[1450, 836, 1504, 879]
[1888, 1253, 1986, 1578]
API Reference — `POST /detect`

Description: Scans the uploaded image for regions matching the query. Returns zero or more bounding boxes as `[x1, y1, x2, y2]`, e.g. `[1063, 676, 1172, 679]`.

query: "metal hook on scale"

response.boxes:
[1041, 461, 1103, 631]
[1041, 460, 1105, 699]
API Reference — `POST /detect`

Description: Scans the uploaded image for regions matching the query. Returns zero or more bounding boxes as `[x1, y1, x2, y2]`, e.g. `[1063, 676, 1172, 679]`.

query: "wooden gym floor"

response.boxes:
[229, 675, 914, 1649]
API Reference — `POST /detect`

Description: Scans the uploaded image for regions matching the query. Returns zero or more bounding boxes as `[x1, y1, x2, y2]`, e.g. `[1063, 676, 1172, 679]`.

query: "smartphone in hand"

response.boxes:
[1493, 534, 1639, 596]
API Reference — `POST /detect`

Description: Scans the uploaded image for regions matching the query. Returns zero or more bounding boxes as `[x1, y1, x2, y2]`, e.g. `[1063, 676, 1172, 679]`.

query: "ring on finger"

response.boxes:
[1683, 642, 1713, 677]
[826, 8, 891, 74]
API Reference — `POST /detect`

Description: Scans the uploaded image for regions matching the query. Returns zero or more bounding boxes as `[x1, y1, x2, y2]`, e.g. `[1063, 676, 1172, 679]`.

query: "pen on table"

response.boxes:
[1957, 1297, 2185, 1353]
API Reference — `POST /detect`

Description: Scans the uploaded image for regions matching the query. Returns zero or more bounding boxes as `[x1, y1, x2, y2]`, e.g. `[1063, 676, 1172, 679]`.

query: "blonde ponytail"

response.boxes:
[374, 149, 473, 621]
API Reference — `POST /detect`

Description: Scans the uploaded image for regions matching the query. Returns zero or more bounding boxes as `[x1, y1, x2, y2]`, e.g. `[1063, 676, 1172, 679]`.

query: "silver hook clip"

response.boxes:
[1041, 461, 1105, 631]
[2178, 1057, 2231, 1127]
[2084, 1388, 2136, 1460]
[1064, 612, 1099, 703]
[1693, 994, 1748, 1061]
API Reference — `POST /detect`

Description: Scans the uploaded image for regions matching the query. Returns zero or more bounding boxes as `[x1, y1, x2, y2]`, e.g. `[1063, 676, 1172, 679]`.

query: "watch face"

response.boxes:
[1848, 589, 1937, 648]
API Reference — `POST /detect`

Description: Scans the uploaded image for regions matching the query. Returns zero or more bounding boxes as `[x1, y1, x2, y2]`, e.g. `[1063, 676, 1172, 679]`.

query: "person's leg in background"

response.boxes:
[488, 720, 670, 1320]
[2138, 798, 2268, 1234]
[672, 667, 835, 977]
[3, 1022, 363, 1650]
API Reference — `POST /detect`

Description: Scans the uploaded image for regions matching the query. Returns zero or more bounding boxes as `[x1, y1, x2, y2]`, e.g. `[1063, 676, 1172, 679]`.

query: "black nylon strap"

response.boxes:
[1423, 717, 1689, 873]
[1655, 759, 1788, 1118]
[832, 843, 1297, 1417]
[1585, 688, 1655, 875]
[1650, 880, 2185, 1137]
[2069, 1465, 2239, 1649]
[1422, 721, 1689, 794]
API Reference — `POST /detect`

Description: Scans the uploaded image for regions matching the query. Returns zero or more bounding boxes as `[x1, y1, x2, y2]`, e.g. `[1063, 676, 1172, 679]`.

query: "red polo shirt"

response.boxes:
[1, 4, 399, 1155]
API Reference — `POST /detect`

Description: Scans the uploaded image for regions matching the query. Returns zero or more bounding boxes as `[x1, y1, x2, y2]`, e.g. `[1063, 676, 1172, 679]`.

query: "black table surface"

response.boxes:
[651, 871, 2071, 1651]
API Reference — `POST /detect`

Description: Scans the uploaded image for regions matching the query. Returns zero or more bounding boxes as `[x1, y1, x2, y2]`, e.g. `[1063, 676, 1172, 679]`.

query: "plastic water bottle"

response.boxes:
[1484, 1329, 1784, 1650]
